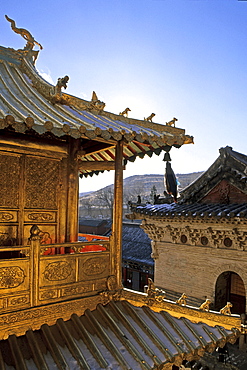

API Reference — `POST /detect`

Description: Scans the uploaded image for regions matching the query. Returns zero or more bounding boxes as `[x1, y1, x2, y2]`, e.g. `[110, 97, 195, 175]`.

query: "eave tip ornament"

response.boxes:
[5, 15, 43, 63]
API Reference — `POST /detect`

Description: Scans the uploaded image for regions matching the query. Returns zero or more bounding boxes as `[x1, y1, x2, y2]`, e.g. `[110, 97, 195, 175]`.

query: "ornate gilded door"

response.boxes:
[0, 146, 67, 247]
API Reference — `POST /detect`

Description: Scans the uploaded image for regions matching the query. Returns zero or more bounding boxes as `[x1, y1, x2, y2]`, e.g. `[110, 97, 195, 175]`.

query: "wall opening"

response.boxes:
[214, 271, 246, 314]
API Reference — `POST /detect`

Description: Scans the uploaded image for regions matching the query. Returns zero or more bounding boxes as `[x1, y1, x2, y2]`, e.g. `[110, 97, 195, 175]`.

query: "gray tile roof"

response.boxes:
[133, 202, 247, 219]
[122, 223, 153, 265]
[181, 146, 247, 204]
[0, 300, 238, 369]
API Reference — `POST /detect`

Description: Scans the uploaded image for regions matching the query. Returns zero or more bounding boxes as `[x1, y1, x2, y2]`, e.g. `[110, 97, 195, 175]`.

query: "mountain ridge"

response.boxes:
[79, 171, 204, 208]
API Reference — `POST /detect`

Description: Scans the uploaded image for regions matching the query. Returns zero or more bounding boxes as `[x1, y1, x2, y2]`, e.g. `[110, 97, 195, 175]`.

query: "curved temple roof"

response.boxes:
[130, 146, 247, 219]
[0, 41, 193, 177]
[0, 300, 239, 369]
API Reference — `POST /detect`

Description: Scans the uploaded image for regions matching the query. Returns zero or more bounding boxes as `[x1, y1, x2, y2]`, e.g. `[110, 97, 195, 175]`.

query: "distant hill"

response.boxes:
[79, 172, 203, 213]
[177, 172, 204, 189]
[79, 191, 93, 197]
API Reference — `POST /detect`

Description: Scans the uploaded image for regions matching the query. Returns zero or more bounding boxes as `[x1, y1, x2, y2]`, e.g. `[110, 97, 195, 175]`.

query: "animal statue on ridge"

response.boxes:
[144, 113, 155, 122]
[220, 302, 232, 315]
[119, 108, 131, 117]
[176, 293, 187, 306]
[166, 117, 178, 127]
[199, 299, 211, 311]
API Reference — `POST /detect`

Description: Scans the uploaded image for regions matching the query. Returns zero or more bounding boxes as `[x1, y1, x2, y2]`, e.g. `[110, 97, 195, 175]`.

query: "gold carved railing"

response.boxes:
[0, 234, 111, 314]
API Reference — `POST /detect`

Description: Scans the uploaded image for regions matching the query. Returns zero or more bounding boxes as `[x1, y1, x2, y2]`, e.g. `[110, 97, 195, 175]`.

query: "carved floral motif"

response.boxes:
[0, 213, 14, 222]
[43, 261, 71, 281]
[100, 275, 122, 304]
[10, 296, 28, 306]
[62, 285, 91, 296]
[28, 213, 53, 222]
[40, 290, 57, 300]
[141, 223, 164, 241]
[83, 258, 107, 276]
[25, 157, 59, 209]
[0, 154, 20, 208]
[0, 267, 25, 288]
[158, 224, 247, 250]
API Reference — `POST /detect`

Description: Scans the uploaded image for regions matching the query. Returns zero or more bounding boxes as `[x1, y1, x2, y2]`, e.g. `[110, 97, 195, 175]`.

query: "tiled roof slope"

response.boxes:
[181, 146, 247, 204]
[122, 222, 153, 265]
[132, 202, 247, 219]
[0, 44, 193, 177]
[0, 300, 238, 369]
[131, 147, 247, 218]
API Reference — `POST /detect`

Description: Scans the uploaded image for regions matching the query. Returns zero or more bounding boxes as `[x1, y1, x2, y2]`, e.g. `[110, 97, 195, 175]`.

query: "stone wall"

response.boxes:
[142, 217, 247, 312]
[155, 241, 247, 303]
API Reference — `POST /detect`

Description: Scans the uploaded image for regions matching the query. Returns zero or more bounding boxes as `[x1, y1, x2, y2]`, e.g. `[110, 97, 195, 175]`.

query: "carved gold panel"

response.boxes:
[39, 289, 59, 301]
[0, 260, 30, 293]
[0, 225, 18, 246]
[8, 295, 29, 307]
[39, 282, 94, 303]
[24, 211, 56, 223]
[24, 224, 56, 245]
[25, 156, 59, 209]
[78, 254, 110, 280]
[0, 211, 18, 223]
[0, 299, 4, 309]
[0, 153, 20, 208]
[94, 278, 109, 291]
[39, 258, 76, 287]
[61, 282, 93, 297]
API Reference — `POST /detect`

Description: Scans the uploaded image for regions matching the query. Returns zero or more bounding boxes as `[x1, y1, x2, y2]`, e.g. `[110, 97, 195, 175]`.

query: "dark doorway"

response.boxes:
[215, 271, 246, 314]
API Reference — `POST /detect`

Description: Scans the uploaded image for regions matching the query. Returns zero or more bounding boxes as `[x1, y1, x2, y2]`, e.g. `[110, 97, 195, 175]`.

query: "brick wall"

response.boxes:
[155, 241, 247, 308]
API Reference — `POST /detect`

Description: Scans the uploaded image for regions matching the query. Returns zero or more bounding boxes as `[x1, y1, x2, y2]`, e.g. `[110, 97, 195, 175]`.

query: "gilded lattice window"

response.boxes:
[25, 156, 59, 209]
[0, 153, 20, 208]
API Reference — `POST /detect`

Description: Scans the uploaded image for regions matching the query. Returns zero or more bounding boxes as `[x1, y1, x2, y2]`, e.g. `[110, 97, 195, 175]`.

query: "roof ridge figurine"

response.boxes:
[5, 15, 43, 51]
[166, 117, 178, 127]
[144, 113, 155, 122]
[119, 107, 131, 117]
[5, 15, 43, 63]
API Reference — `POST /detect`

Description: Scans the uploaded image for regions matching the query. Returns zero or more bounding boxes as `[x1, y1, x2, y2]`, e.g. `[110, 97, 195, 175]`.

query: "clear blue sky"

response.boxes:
[2, 0, 247, 192]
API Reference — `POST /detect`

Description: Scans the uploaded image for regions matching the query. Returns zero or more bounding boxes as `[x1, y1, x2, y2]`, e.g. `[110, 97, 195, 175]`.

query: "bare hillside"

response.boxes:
[79, 172, 203, 218]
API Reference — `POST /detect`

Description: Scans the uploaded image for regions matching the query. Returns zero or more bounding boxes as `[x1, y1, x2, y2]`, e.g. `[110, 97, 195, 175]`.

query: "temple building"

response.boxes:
[131, 146, 247, 317]
[0, 16, 243, 369]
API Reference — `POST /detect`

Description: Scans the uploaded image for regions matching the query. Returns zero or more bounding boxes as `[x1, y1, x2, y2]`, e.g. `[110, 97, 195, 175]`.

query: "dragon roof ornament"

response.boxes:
[5, 15, 42, 64]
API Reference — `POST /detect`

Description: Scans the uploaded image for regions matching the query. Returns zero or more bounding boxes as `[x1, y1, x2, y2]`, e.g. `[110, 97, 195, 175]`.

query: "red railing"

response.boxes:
[41, 233, 110, 255]
[77, 233, 109, 252]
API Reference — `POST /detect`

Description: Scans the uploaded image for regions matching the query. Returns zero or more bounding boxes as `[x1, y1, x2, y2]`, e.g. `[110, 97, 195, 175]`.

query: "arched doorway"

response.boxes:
[215, 271, 246, 314]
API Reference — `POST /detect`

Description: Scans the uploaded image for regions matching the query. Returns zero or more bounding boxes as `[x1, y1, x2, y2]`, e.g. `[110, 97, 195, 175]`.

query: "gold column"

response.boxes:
[30, 233, 41, 307]
[66, 138, 80, 242]
[112, 140, 124, 288]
